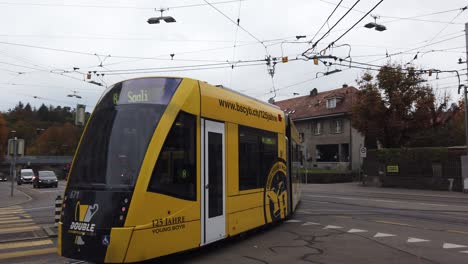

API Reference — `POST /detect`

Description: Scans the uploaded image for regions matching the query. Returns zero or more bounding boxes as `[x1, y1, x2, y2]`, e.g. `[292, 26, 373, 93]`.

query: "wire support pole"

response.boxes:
[464, 23, 468, 155]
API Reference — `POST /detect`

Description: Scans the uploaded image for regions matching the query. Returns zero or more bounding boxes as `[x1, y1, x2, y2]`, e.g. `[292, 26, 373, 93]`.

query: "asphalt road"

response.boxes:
[0, 182, 467, 263]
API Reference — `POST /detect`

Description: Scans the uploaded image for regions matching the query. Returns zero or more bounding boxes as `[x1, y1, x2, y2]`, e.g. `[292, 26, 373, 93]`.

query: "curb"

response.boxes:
[43, 225, 58, 238]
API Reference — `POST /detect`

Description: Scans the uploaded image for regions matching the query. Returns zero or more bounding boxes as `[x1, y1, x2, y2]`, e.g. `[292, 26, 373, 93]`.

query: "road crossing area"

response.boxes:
[0, 206, 56, 263]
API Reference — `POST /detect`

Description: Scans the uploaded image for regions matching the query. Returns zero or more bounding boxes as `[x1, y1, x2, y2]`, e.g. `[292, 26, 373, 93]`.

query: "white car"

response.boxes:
[17, 169, 35, 185]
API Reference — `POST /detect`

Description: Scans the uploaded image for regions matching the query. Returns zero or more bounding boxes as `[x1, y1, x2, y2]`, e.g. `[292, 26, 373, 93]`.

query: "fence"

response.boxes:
[362, 148, 464, 191]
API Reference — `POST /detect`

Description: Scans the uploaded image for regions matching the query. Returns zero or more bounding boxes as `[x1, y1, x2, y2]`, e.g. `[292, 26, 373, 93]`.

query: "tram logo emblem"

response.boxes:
[70, 202, 99, 245]
[264, 160, 289, 223]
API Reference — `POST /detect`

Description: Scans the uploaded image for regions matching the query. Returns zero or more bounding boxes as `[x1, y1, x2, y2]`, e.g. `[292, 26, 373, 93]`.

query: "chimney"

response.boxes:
[342, 84, 348, 88]
[310, 88, 318, 97]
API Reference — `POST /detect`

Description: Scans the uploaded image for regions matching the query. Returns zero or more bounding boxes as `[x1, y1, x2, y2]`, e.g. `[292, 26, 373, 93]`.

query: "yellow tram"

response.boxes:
[58, 77, 303, 263]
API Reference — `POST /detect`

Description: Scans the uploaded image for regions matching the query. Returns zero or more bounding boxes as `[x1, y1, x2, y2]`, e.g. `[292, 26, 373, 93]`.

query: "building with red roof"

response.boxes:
[274, 84, 364, 172]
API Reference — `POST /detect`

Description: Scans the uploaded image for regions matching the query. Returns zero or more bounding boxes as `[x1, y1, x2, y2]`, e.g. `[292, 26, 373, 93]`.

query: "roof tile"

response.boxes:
[274, 86, 358, 120]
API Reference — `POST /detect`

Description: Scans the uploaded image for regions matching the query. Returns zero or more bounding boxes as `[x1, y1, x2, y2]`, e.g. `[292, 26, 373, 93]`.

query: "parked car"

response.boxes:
[17, 169, 35, 185]
[0, 172, 7, 181]
[33, 171, 58, 188]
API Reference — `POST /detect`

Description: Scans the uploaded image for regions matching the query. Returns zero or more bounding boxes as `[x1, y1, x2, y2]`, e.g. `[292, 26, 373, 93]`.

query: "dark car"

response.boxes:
[0, 172, 7, 182]
[33, 171, 58, 188]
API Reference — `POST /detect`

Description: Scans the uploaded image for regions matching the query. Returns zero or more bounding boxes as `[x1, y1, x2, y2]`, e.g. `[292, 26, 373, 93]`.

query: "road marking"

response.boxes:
[460, 251, 468, 253]
[2, 206, 22, 209]
[302, 222, 320, 226]
[443, 243, 468, 249]
[0, 217, 20, 221]
[375, 220, 414, 227]
[335, 216, 352, 219]
[0, 247, 56, 260]
[0, 211, 24, 216]
[285, 219, 301, 223]
[407, 237, 430, 243]
[348, 229, 367, 233]
[323, 225, 343, 229]
[0, 225, 40, 234]
[418, 203, 448, 207]
[22, 206, 54, 211]
[374, 233, 396, 238]
[447, 230, 468, 235]
[0, 239, 53, 250]
[0, 219, 33, 225]
[372, 199, 397, 203]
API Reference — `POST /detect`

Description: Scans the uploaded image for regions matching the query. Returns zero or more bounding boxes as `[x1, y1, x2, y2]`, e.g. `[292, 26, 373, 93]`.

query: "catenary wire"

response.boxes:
[327, 0, 384, 48]
[309, 0, 344, 44]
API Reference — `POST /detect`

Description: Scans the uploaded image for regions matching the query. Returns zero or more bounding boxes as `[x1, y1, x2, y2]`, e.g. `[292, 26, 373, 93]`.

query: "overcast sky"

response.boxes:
[1, 0, 467, 111]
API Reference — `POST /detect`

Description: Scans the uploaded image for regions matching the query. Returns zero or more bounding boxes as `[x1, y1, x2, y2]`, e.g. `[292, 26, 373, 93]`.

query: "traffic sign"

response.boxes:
[360, 146, 367, 158]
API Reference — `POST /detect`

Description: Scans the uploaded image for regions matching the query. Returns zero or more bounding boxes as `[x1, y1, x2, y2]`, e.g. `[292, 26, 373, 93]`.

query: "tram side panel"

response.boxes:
[199, 82, 290, 237]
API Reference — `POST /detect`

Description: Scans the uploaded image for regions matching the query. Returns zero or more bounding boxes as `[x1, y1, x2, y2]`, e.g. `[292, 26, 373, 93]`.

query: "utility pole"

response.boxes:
[464, 23, 468, 155]
[11, 137, 17, 197]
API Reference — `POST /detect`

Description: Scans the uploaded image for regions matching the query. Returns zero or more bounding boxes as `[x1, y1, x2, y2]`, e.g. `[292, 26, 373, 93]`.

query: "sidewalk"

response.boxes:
[304, 182, 468, 200]
[0, 181, 31, 207]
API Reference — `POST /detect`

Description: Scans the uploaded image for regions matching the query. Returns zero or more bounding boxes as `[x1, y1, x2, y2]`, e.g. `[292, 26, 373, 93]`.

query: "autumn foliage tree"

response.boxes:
[352, 63, 460, 148]
[1, 102, 86, 155]
[31, 123, 81, 155]
[0, 113, 8, 162]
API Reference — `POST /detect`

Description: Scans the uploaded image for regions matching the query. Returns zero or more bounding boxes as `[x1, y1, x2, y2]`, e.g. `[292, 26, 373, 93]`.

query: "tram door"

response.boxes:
[201, 119, 226, 245]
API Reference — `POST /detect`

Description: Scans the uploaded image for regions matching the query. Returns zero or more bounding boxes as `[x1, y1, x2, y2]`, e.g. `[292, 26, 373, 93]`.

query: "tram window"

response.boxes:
[238, 126, 277, 190]
[148, 111, 196, 201]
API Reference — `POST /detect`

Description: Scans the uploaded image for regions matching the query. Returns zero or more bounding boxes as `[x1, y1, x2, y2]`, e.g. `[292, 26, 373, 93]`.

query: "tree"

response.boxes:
[33, 122, 81, 155]
[352, 63, 459, 148]
[0, 114, 8, 162]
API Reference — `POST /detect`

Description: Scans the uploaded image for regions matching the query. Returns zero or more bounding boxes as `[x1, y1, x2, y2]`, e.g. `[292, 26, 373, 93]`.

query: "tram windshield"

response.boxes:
[68, 78, 182, 190]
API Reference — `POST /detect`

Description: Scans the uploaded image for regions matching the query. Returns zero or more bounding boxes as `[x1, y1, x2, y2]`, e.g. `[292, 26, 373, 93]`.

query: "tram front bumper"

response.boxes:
[58, 222, 134, 264]
[104, 227, 135, 263]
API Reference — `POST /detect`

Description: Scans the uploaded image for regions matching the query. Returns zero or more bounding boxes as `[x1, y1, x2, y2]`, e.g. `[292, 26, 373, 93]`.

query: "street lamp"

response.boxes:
[364, 15, 386, 32]
[147, 8, 176, 24]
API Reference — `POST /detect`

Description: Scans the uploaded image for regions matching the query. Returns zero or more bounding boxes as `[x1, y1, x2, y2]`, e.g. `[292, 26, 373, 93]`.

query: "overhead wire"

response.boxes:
[203, 0, 267, 51]
[229, 0, 243, 86]
[0, 0, 247, 10]
[317, 0, 466, 24]
[326, 0, 384, 48]
[101, 62, 267, 76]
[309, 0, 361, 50]
[309, 0, 344, 44]
[418, 7, 467, 51]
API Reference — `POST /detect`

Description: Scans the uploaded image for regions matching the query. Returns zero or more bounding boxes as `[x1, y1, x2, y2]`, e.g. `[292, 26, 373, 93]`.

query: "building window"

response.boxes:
[326, 98, 336, 109]
[239, 126, 278, 190]
[299, 132, 304, 143]
[147, 111, 196, 201]
[313, 121, 322, 135]
[316, 144, 339, 162]
[330, 119, 343, 133]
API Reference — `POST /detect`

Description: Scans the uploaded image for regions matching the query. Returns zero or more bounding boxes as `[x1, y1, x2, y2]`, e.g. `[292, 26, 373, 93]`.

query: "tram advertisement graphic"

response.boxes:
[264, 160, 289, 223]
[69, 202, 99, 245]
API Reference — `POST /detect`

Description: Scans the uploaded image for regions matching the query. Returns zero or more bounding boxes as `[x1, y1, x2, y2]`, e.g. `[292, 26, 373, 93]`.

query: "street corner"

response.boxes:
[0, 183, 32, 208]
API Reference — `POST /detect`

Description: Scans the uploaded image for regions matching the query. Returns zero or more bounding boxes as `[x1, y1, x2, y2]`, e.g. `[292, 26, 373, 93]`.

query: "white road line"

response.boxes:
[374, 232, 396, 238]
[407, 237, 430, 243]
[460, 251, 468, 253]
[323, 225, 343, 229]
[418, 203, 448, 207]
[302, 222, 321, 226]
[372, 199, 397, 203]
[348, 229, 367, 233]
[285, 219, 301, 223]
[443, 243, 468, 249]
[22, 206, 54, 211]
